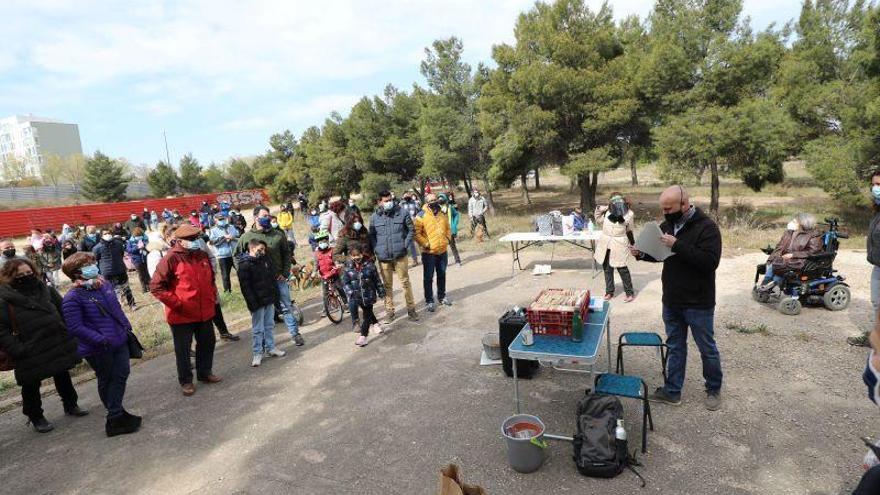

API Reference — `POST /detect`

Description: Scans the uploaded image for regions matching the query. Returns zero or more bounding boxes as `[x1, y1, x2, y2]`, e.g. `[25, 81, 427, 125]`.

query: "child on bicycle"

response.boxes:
[315, 230, 348, 316]
[341, 247, 386, 347]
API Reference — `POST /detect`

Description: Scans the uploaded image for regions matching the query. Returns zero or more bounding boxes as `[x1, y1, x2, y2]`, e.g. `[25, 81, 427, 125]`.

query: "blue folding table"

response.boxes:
[507, 301, 612, 441]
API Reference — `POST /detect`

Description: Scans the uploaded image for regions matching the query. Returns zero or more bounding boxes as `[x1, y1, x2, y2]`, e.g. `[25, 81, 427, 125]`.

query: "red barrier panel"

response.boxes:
[0, 189, 268, 238]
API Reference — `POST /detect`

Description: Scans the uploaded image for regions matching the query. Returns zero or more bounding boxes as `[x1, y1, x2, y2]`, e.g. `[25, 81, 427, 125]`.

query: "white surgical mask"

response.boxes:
[270, 222, 279, 229]
[102, 234, 112, 241]
[786, 221, 798, 231]
[353, 222, 362, 231]
[318, 241, 329, 250]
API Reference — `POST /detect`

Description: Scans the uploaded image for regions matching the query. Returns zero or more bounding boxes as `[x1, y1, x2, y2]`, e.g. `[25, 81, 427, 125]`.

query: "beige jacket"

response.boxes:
[593, 209, 634, 268]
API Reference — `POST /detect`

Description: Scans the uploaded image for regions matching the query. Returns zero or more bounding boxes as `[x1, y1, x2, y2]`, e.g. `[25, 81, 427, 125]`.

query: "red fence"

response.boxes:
[0, 189, 268, 238]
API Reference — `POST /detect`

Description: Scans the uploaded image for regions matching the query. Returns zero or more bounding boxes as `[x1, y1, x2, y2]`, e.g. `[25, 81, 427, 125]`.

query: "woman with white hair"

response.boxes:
[760, 212, 824, 289]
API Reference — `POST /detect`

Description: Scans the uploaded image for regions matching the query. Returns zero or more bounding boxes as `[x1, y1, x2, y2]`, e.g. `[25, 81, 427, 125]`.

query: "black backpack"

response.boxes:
[572, 391, 644, 486]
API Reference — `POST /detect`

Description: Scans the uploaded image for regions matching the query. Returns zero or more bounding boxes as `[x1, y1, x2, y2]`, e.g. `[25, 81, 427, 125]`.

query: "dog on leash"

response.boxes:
[289, 261, 319, 290]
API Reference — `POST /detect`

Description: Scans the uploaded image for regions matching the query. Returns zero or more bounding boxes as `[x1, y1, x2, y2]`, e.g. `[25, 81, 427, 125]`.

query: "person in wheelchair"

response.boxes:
[757, 213, 824, 292]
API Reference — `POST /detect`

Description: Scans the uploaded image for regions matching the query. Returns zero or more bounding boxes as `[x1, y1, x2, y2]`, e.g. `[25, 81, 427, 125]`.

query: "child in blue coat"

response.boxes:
[341, 248, 386, 347]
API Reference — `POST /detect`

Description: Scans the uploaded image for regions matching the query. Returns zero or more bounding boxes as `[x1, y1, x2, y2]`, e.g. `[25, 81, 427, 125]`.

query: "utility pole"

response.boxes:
[163, 130, 171, 166]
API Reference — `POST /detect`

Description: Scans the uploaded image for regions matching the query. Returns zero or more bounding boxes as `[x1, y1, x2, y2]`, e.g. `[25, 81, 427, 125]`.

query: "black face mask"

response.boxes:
[11, 274, 41, 293]
[2, 249, 15, 258]
[428, 202, 441, 214]
[664, 209, 684, 224]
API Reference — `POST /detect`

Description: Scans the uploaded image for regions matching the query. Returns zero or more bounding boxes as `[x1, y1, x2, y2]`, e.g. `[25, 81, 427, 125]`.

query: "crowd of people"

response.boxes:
[0, 187, 489, 437]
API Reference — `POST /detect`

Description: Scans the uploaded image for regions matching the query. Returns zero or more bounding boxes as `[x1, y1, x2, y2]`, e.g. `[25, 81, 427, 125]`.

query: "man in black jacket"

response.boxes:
[632, 185, 723, 411]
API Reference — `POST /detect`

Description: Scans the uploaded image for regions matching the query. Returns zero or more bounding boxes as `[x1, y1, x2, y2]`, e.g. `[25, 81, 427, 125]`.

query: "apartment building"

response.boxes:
[0, 115, 83, 179]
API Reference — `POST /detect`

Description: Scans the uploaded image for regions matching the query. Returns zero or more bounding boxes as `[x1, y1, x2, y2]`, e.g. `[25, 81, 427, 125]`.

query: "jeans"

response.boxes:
[661, 305, 723, 397]
[276, 280, 300, 336]
[378, 257, 416, 314]
[872, 266, 880, 319]
[422, 252, 448, 303]
[21, 371, 78, 420]
[250, 304, 276, 356]
[602, 250, 633, 296]
[106, 273, 135, 307]
[84, 344, 130, 419]
[170, 320, 216, 384]
[217, 257, 234, 293]
[349, 298, 360, 325]
[762, 264, 784, 285]
[407, 239, 419, 262]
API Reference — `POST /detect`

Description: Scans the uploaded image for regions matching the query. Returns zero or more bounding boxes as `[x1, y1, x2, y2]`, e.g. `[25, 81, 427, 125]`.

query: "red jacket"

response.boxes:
[149, 244, 217, 324]
[316, 248, 338, 280]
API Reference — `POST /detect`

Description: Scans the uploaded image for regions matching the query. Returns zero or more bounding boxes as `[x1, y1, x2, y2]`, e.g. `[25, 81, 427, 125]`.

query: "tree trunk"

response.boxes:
[520, 173, 530, 204]
[481, 176, 496, 216]
[462, 173, 473, 198]
[578, 172, 600, 212]
[630, 156, 638, 186]
[710, 159, 720, 216]
[534, 168, 540, 189]
[419, 177, 428, 201]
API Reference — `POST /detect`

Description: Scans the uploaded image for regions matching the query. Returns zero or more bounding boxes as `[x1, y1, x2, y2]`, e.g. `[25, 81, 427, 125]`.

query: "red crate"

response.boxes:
[526, 289, 591, 336]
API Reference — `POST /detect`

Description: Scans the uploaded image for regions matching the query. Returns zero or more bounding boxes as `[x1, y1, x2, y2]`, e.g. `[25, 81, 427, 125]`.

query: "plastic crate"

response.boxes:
[525, 289, 590, 336]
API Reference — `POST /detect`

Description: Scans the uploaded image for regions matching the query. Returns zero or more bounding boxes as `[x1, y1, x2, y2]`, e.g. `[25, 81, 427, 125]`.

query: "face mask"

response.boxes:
[80, 264, 100, 280]
[664, 207, 684, 224]
[349, 201, 355, 207]
[102, 234, 112, 242]
[786, 220, 798, 231]
[131, 215, 137, 220]
[186, 239, 203, 251]
[318, 242, 329, 250]
[319, 204, 327, 212]
[257, 217, 272, 230]
[429, 202, 441, 213]
[87, 233, 97, 239]
[2, 248, 14, 258]
[11, 274, 40, 292]
[872, 185, 880, 203]
[383, 201, 394, 212]
[217, 221, 227, 227]
[270, 222, 279, 229]
[253, 250, 265, 258]
[353, 222, 362, 231]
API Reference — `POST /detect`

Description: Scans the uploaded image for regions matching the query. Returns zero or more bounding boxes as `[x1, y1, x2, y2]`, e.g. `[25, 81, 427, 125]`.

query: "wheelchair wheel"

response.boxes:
[752, 286, 770, 304]
[778, 298, 802, 316]
[823, 285, 851, 311]
[324, 292, 344, 324]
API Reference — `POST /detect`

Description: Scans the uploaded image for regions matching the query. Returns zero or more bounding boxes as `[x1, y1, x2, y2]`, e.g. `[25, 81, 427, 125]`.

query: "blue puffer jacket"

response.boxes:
[369, 206, 414, 262]
[341, 260, 386, 306]
[126, 235, 149, 265]
[92, 239, 128, 277]
[61, 281, 131, 358]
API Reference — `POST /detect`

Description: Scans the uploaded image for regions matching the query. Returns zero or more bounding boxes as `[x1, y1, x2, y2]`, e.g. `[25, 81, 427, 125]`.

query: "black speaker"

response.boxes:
[499, 310, 539, 379]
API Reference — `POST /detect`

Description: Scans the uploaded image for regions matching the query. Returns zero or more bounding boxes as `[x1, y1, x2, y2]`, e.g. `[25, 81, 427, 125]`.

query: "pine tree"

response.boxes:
[178, 153, 208, 193]
[81, 151, 130, 202]
[147, 161, 179, 197]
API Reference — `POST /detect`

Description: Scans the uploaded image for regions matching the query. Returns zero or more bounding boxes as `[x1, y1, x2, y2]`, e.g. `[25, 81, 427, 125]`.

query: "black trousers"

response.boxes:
[217, 257, 234, 293]
[471, 215, 489, 237]
[107, 272, 135, 307]
[212, 303, 230, 335]
[134, 262, 150, 293]
[359, 304, 378, 337]
[21, 371, 78, 420]
[170, 321, 215, 385]
[602, 249, 634, 296]
[448, 234, 462, 264]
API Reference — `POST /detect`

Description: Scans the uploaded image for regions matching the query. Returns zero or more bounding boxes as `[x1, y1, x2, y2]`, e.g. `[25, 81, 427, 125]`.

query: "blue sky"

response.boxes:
[1, 0, 804, 168]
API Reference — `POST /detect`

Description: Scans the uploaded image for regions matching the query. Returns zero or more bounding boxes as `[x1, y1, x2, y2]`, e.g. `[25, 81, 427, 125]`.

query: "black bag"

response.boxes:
[499, 310, 538, 379]
[87, 295, 143, 359]
[572, 391, 644, 486]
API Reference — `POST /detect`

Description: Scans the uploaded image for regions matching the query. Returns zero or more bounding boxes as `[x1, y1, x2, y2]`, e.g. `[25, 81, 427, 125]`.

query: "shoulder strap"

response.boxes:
[86, 292, 128, 329]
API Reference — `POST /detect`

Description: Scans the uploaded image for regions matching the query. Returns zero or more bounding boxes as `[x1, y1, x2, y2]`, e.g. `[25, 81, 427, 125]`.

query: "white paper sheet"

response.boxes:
[634, 221, 674, 261]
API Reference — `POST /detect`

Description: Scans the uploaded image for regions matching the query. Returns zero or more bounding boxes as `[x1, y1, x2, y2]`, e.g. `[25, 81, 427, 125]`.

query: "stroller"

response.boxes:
[751, 218, 851, 315]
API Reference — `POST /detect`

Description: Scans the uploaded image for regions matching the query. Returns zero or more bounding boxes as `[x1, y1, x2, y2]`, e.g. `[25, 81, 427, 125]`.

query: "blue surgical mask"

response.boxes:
[318, 241, 329, 250]
[217, 220, 227, 227]
[80, 264, 99, 280]
[187, 239, 203, 251]
[258, 217, 272, 230]
[383, 201, 394, 212]
[872, 185, 880, 203]
[353, 222, 362, 231]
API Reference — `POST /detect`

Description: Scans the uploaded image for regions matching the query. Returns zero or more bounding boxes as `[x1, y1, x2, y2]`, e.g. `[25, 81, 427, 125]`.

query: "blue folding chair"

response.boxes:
[616, 332, 667, 381]
[594, 373, 653, 453]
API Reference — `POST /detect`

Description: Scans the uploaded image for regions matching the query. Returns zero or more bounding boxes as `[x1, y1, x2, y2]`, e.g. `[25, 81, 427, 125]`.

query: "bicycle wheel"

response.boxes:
[325, 292, 344, 324]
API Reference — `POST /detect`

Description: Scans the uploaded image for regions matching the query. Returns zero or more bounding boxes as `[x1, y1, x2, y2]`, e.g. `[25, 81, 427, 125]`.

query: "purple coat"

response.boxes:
[61, 282, 131, 358]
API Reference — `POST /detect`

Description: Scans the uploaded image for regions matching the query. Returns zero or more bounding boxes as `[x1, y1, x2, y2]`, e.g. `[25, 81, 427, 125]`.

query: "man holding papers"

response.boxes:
[631, 185, 724, 411]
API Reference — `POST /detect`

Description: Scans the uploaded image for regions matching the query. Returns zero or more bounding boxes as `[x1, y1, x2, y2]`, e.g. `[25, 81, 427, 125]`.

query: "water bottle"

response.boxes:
[587, 219, 595, 233]
[615, 419, 627, 442]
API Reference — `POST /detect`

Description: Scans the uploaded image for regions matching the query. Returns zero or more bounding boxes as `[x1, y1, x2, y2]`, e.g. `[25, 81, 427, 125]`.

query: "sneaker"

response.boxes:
[252, 355, 263, 367]
[355, 335, 368, 347]
[220, 332, 241, 342]
[440, 298, 452, 307]
[623, 294, 635, 303]
[848, 332, 871, 347]
[407, 310, 419, 321]
[603, 293, 614, 301]
[267, 348, 286, 357]
[427, 303, 436, 313]
[28, 416, 54, 433]
[294, 334, 305, 346]
[705, 390, 722, 411]
[384, 312, 395, 325]
[372, 323, 385, 335]
[648, 387, 681, 405]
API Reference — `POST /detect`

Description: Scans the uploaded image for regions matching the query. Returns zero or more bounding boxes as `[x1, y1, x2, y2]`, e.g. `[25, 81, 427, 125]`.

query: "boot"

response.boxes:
[28, 415, 54, 433]
[64, 405, 89, 417]
[121, 410, 143, 430]
[106, 415, 140, 437]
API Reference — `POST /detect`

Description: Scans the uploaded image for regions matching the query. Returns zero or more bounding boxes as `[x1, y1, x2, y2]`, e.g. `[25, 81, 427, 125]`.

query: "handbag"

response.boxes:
[87, 294, 144, 359]
[0, 303, 19, 371]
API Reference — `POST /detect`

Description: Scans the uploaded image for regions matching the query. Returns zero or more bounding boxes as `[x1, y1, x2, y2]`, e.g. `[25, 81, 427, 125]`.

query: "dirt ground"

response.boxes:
[0, 243, 876, 494]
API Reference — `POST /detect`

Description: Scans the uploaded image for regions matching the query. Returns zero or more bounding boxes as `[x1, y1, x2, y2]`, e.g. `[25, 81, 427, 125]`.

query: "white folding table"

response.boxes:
[498, 231, 601, 276]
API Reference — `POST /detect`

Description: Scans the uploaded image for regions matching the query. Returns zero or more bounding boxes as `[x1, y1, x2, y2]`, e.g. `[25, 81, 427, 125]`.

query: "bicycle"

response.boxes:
[322, 277, 345, 324]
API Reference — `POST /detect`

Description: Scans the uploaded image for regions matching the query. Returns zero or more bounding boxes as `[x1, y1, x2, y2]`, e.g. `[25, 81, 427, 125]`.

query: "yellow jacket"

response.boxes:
[414, 205, 450, 255]
[277, 211, 294, 230]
